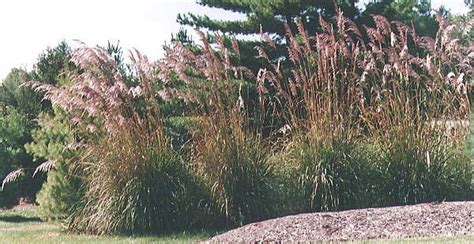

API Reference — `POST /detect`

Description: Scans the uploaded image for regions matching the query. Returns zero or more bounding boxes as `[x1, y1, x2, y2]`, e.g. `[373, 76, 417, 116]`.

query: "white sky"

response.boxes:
[0, 0, 469, 81]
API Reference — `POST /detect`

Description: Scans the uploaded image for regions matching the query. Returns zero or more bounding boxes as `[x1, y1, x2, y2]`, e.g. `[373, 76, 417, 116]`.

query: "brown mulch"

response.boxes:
[208, 201, 474, 242]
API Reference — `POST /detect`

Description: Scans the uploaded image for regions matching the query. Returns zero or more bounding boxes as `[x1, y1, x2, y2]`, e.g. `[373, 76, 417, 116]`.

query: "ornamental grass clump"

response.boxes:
[256, 9, 473, 208]
[67, 130, 207, 234]
[159, 32, 277, 227]
[297, 135, 380, 212]
[194, 118, 275, 227]
[26, 45, 209, 234]
[272, 132, 381, 213]
[378, 125, 473, 206]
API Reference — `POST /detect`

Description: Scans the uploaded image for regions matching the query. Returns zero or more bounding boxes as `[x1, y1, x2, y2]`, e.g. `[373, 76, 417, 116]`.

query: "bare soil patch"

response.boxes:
[209, 201, 474, 242]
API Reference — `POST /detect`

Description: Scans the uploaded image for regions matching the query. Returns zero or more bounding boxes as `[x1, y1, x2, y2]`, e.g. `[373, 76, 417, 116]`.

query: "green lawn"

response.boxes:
[1, 206, 473, 243]
[0, 206, 212, 243]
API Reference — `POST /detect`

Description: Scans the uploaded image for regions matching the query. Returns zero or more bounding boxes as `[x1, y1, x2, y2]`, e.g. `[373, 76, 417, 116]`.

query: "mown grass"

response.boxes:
[0, 206, 213, 243]
[2, 205, 473, 243]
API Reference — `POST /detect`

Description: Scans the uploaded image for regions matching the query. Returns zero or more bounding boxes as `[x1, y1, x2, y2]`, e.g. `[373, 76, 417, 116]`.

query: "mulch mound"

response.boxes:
[208, 201, 474, 242]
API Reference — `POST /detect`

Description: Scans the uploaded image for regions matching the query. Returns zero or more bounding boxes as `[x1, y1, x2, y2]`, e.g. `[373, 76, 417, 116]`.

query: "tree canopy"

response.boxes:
[178, 0, 359, 39]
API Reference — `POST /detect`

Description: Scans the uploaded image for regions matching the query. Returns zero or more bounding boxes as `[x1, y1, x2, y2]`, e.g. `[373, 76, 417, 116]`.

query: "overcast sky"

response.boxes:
[0, 0, 469, 81]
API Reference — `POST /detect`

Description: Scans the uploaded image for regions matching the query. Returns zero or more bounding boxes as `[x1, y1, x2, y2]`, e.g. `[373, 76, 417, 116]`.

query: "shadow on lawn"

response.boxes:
[0, 215, 42, 223]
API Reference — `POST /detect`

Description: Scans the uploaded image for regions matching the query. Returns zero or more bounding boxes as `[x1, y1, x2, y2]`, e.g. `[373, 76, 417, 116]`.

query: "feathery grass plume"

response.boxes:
[32, 160, 57, 177]
[158, 32, 276, 227]
[27, 45, 164, 141]
[25, 44, 167, 153]
[2, 169, 24, 191]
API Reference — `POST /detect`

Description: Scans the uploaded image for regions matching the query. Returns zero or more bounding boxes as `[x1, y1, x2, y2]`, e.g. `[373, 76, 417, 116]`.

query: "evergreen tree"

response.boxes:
[32, 41, 73, 86]
[0, 69, 43, 203]
[26, 108, 83, 220]
[0, 42, 72, 205]
[178, 0, 359, 39]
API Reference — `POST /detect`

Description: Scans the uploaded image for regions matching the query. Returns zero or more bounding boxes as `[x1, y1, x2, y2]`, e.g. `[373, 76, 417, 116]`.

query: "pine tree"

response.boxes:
[178, 0, 359, 39]
[0, 42, 72, 205]
[26, 108, 83, 220]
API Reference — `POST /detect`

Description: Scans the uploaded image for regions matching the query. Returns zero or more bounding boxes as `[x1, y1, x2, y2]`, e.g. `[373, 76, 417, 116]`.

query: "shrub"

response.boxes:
[163, 116, 201, 154]
[378, 126, 473, 205]
[0, 183, 21, 207]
